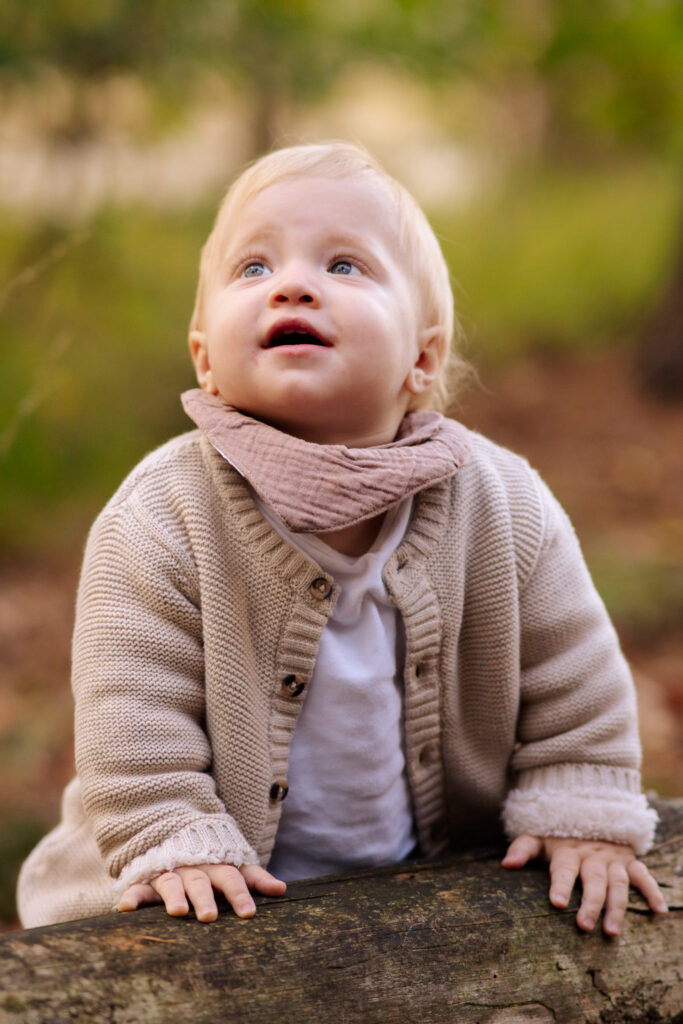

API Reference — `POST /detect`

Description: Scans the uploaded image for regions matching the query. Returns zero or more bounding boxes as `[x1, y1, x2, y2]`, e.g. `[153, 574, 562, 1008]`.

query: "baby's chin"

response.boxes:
[207, 386, 409, 447]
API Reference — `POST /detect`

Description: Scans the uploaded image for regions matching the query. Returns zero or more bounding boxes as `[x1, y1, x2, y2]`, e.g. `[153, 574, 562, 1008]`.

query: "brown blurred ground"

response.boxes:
[0, 348, 681, 927]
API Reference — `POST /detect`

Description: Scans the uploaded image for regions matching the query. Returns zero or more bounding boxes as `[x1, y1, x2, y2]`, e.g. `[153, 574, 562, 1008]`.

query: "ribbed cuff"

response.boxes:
[502, 763, 658, 855]
[111, 817, 259, 906]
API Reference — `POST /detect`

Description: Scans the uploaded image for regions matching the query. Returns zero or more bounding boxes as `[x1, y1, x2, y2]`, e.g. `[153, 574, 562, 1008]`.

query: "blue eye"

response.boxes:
[242, 261, 271, 278]
[329, 260, 359, 276]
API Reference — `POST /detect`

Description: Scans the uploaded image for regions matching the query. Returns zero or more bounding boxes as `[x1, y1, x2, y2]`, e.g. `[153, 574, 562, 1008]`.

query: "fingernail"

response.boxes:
[237, 900, 255, 916]
[582, 917, 594, 930]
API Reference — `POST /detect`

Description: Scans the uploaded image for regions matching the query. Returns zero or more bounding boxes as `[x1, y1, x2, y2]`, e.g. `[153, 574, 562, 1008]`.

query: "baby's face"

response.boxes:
[191, 174, 439, 446]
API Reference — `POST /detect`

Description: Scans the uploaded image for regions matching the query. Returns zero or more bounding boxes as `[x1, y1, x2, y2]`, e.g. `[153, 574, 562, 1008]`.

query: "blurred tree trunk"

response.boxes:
[247, 50, 286, 157]
[638, 219, 683, 400]
[251, 87, 280, 155]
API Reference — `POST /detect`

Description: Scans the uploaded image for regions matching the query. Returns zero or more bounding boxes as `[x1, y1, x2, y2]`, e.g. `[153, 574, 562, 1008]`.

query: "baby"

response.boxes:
[18, 142, 667, 937]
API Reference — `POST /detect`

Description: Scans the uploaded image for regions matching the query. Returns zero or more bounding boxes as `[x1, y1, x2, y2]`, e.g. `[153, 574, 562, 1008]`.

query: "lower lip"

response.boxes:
[266, 343, 331, 354]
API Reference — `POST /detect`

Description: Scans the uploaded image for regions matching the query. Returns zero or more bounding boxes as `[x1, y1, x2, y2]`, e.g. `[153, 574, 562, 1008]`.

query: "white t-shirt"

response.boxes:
[256, 496, 417, 881]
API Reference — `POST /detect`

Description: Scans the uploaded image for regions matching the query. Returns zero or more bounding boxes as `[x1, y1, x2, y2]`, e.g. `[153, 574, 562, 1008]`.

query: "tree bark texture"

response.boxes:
[1, 799, 681, 1024]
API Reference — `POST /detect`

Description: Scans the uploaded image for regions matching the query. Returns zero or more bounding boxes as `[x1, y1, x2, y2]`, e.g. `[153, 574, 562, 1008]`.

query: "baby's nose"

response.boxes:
[269, 266, 320, 306]
[273, 289, 314, 304]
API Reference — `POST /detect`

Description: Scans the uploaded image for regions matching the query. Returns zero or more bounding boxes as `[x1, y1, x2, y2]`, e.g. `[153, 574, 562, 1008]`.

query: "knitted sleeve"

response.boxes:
[501, 476, 657, 854]
[72, 495, 258, 904]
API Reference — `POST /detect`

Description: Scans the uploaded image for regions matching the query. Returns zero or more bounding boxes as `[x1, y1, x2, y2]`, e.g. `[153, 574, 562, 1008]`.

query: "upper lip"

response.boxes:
[263, 318, 332, 348]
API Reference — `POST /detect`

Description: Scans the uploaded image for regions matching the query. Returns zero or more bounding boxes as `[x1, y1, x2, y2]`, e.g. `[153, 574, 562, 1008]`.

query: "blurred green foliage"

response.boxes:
[587, 547, 683, 639]
[0, 206, 209, 557]
[2, 1, 681, 157]
[437, 159, 682, 358]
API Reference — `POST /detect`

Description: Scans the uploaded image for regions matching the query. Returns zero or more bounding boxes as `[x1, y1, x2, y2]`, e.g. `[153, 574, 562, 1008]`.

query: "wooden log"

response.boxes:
[1, 799, 681, 1024]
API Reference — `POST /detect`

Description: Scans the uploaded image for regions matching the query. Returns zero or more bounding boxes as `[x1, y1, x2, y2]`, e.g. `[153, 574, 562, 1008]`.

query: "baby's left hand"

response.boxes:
[502, 835, 668, 936]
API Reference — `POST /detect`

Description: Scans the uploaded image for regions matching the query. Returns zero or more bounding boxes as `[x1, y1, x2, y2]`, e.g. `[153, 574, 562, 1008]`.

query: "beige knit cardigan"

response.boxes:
[18, 427, 656, 927]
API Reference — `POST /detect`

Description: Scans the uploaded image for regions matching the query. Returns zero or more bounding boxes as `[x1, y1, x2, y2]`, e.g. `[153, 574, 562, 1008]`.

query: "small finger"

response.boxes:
[548, 849, 581, 909]
[628, 860, 668, 915]
[179, 867, 220, 923]
[603, 864, 630, 936]
[206, 865, 257, 918]
[117, 883, 159, 912]
[240, 863, 287, 896]
[501, 835, 543, 869]
[576, 859, 608, 932]
[151, 871, 190, 917]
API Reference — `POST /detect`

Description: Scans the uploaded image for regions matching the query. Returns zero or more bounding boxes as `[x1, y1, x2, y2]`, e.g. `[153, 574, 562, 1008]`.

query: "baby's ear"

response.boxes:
[189, 330, 219, 394]
[404, 325, 445, 397]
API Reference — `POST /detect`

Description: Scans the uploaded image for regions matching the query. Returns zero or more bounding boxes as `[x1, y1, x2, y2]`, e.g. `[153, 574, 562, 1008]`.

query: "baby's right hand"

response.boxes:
[117, 863, 286, 922]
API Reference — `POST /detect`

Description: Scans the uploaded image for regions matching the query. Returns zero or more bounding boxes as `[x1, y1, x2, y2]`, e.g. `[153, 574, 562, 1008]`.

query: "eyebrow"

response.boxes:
[223, 226, 278, 255]
[230, 223, 388, 253]
[326, 229, 377, 249]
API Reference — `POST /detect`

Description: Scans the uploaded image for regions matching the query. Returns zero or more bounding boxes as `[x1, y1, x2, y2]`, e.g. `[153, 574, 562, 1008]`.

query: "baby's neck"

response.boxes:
[315, 514, 385, 557]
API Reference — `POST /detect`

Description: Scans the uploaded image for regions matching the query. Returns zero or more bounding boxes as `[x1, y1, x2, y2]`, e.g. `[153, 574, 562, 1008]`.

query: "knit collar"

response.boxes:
[182, 388, 471, 534]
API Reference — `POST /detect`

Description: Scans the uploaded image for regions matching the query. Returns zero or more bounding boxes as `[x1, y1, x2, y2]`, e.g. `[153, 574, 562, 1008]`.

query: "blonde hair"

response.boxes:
[190, 141, 466, 411]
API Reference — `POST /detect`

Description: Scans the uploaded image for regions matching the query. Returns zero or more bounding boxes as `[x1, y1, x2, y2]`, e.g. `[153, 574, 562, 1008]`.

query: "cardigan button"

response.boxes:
[418, 741, 440, 766]
[309, 577, 332, 600]
[281, 674, 306, 698]
[270, 780, 289, 802]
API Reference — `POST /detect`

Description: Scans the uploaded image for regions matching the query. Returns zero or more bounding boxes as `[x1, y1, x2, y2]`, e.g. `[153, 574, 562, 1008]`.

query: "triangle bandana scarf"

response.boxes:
[182, 388, 472, 534]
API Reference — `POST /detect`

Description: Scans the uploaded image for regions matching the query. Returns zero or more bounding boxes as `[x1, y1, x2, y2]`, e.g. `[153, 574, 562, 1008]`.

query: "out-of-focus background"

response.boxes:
[1, 0, 681, 929]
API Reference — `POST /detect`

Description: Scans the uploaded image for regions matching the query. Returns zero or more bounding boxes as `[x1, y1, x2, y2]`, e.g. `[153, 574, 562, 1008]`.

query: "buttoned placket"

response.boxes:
[384, 554, 449, 857]
[264, 571, 336, 829]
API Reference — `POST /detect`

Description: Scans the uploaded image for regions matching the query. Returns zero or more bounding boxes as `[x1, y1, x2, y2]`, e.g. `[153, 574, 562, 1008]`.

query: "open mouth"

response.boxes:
[269, 331, 326, 347]
[265, 323, 331, 348]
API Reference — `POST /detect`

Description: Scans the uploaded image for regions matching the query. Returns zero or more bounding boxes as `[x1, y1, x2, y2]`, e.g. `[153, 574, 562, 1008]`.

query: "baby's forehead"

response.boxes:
[219, 172, 401, 246]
